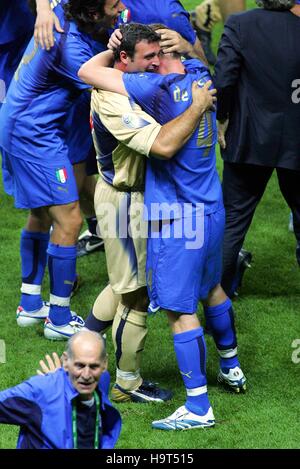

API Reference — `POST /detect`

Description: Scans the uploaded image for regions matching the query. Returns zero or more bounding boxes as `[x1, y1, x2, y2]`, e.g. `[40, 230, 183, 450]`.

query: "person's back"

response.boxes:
[123, 58, 223, 218]
[214, 7, 300, 167]
[0, 0, 103, 163]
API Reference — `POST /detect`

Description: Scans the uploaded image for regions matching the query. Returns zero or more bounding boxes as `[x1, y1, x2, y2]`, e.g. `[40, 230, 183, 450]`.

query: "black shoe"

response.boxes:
[111, 380, 173, 403]
[77, 230, 104, 257]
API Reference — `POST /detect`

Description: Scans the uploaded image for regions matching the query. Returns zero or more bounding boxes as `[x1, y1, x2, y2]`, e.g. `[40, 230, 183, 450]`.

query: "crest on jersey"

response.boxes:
[56, 168, 68, 184]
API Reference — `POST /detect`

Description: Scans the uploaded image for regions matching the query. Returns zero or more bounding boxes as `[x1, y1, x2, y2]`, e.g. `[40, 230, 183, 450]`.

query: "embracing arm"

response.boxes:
[151, 81, 216, 159]
[78, 50, 128, 95]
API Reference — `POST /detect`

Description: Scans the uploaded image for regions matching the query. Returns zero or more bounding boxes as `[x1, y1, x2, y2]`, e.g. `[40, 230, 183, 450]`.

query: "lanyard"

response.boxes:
[72, 391, 100, 449]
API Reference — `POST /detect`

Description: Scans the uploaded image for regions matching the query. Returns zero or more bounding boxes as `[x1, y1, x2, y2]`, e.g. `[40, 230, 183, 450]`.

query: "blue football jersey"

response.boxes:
[123, 0, 196, 45]
[0, 0, 105, 164]
[123, 59, 223, 219]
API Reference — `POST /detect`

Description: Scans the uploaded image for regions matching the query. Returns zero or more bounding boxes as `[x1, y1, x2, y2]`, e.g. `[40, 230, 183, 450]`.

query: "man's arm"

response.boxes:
[78, 50, 127, 95]
[95, 81, 216, 160]
[0, 379, 38, 426]
[213, 15, 241, 122]
[151, 81, 216, 159]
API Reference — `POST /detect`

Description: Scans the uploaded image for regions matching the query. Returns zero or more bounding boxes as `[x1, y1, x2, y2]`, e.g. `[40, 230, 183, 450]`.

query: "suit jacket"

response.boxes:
[214, 8, 300, 170]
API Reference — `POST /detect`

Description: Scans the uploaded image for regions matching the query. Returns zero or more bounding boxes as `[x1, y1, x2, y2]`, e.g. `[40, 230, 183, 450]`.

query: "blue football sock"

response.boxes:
[20, 230, 49, 312]
[204, 298, 240, 370]
[173, 327, 211, 416]
[47, 243, 77, 326]
[85, 310, 113, 332]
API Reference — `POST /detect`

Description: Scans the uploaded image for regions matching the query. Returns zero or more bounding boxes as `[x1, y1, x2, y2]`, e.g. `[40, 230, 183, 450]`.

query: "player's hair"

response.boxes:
[113, 23, 160, 61]
[64, 0, 107, 33]
[255, 0, 296, 9]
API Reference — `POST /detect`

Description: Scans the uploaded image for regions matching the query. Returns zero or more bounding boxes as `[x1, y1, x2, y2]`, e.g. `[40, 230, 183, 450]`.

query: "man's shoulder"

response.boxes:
[91, 89, 140, 114]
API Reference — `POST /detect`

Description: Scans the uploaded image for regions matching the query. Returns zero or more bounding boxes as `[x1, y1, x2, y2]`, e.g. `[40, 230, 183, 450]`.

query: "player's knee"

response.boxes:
[206, 283, 227, 305]
[28, 208, 51, 233]
[54, 203, 83, 242]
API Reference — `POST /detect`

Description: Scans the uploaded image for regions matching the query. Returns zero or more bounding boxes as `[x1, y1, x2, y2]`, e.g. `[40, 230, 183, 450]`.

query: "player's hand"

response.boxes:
[191, 80, 217, 114]
[156, 28, 192, 55]
[218, 119, 229, 150]
[34, 8, 64, 51]
[108, 29, 123, 50]
[36, 352, 62, 375]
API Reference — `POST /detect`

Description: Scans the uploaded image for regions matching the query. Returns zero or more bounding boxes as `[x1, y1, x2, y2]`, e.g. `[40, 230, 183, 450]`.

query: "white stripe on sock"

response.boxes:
[186, 385, 207, 397]
[50, 294, 70, 307]
[218, 347, 237, 358]
[116, 368, 141, 381]
[21, 283, 41, 295]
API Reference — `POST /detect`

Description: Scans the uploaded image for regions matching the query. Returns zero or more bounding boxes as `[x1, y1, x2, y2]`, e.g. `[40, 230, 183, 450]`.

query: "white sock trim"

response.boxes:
[21, 283, 41, 295]
[116, 368, 141, 381]
[218, 347, 238, 358]
[186, 385, 207, 397]
[50, 294, 70, 307]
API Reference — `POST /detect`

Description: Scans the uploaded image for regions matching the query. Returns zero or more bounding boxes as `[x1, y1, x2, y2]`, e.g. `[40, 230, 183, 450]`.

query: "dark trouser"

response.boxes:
[221, 162, 300, 295]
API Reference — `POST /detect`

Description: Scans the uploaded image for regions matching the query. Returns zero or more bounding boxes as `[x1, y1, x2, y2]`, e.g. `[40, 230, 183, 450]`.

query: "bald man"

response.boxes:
[0, 331, 121, 448]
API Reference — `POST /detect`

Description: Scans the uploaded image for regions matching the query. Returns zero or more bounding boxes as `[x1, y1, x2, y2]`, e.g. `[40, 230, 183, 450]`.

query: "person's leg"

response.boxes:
[152, 311, 215, 430]
[222, 162, 272, 296]
[85, 283, 120, 332]
[17, 208, 52, 326]
[203, 284, 246, 392]
[112, 287, 148, 394]
[190, 0, 222, 65]
[276, 167, 300, 266]
[94, 180, 170, 401]
[44, 201, 84, 339]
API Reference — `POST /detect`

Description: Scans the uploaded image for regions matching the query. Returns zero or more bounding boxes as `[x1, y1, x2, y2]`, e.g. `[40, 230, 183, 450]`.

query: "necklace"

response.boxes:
[72, 391, 100, 449]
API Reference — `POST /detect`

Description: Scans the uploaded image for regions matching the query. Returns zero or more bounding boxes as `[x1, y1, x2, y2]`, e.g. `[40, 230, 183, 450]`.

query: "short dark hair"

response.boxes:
[255, 0, 296, 9]
[64, 0, 107, 34]
[113, 23, 160, 62]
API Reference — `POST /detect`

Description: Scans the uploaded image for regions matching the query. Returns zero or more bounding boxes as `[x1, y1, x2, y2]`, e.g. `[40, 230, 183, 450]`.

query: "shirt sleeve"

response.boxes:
[167, 0, 197, 45]
[213, 15, 242, 120]
[51, 33, 93, 91]
[0, 378, 39, 426]
[92, 90, 162, 157]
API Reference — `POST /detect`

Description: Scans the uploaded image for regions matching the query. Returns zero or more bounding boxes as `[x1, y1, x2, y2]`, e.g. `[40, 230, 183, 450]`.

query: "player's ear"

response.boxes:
[61, 351, 68, 370]
[119, 50, 129, 65]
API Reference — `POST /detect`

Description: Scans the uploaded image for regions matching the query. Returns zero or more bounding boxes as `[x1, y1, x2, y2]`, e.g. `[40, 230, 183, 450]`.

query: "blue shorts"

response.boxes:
[2, 151, 79, 209]
[146, 209, 225, 314]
